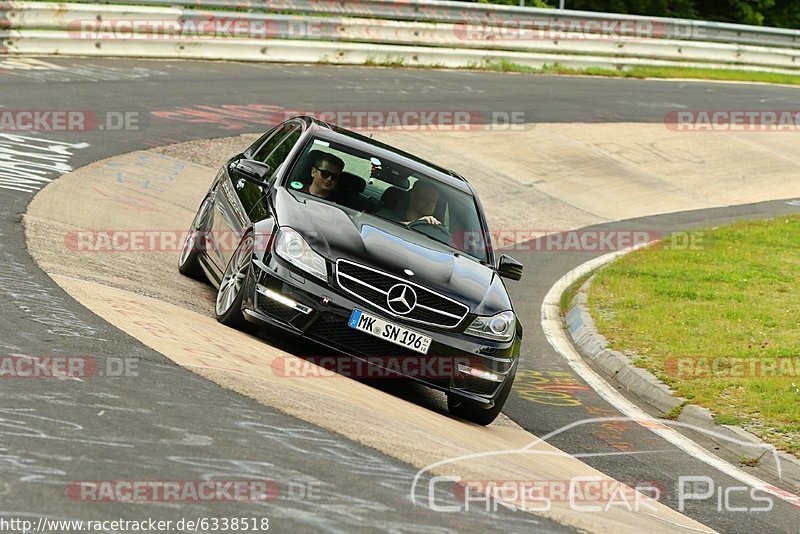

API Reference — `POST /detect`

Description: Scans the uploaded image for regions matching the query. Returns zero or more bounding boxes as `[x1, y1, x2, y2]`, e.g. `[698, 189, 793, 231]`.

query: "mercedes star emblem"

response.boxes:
[386, 284, 417, 315]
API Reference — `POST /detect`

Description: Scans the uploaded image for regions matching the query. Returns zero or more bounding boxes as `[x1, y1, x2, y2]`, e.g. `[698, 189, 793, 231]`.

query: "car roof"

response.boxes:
[300, 119, 474, 195]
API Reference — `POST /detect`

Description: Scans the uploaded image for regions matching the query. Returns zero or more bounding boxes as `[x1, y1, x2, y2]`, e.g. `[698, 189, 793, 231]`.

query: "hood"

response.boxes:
[274, 189, 511, 315]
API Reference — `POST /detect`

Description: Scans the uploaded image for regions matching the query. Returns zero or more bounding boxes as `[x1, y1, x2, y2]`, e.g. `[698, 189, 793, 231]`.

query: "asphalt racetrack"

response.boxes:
[2, 57, 800, 533]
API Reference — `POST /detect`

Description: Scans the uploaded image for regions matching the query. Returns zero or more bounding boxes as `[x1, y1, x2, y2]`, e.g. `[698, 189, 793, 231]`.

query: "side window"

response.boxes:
[245, 125, 281, 159]
[235, 123, 302, 222]
[251, 122, 296, 162]
[263, 125, 302, 176]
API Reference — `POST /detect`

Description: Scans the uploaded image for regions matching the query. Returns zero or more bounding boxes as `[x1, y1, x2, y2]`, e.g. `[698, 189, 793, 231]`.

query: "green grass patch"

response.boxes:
[662, 401, 688, 421]
[740, 455, 761, 467]
[479, 60, 800, 86]
[713, 414, 741, 426]
[365, 56, 406, 68]
[559, 272, 593, 315]
[589, 216, 800, 455]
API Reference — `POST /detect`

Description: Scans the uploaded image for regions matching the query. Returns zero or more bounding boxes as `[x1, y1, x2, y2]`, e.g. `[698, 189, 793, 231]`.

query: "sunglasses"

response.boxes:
[314, 167, 341, 181]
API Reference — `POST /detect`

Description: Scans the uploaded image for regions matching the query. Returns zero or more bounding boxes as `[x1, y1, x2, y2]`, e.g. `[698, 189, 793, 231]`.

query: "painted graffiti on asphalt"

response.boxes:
[151, 104, 286, 131]
[106, 153, 186, 192]
[152, 104, 526, 131]
[0, 256, 104, 340]
[0, 134, 88, 193]
[0, 58, 168, 83]
[514, 369, 589, 407]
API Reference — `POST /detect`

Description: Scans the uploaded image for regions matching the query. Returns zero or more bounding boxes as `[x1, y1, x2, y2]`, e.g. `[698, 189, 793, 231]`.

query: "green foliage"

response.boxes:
[477, 0, 800, 28]
[662, 402, 688, 420]
[739, 455, 761, 467]
[564, 0, 696, 19]
[764, 0, 800, 28]
[693, 0, 775, 25]
[481, 60, 800, 86]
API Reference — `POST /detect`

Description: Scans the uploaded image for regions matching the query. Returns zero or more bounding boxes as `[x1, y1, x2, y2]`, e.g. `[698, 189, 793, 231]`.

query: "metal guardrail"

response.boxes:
[39, 0, 800, 48]
[1, 1, 799, 73]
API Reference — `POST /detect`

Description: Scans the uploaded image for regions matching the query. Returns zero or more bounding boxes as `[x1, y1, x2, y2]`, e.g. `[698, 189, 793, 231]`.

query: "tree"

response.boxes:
[541, 0, 696, 18]
[764, 0, 800, 28]
[693, 0, 775, 26]
[472, 0, 800, 28]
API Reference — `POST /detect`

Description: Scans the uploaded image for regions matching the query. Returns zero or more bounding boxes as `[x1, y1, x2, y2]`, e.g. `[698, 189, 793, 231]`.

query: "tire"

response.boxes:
[215, 231, 258, 333]
[448, 370, 516, 426]
[178, 195, 213, 281]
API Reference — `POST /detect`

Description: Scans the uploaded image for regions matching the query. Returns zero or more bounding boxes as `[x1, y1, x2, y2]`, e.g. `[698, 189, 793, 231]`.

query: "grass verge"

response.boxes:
[589, 216, 800, 455]
[478, 59, 800, 86]
[559, 272, 593, 316]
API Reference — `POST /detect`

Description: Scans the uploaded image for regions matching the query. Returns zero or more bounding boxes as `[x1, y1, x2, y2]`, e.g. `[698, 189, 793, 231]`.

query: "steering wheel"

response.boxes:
[408, 218, 451, 242]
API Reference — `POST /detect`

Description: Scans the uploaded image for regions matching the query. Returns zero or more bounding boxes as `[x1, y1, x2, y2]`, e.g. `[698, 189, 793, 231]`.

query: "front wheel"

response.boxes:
[448, 370, 516, 426]
[179, 195, 213, 281]
[215, 232, 258, 333]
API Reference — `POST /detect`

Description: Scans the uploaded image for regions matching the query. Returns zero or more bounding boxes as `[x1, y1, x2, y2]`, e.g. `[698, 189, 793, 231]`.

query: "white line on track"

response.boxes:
[540, 245, 800, 511]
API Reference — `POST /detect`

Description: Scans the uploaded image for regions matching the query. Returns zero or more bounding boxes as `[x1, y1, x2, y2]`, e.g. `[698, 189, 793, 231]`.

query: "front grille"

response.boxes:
[305, 314, 452, 387]
[306, 314, 424, 359]
[335, 259, 469, 329]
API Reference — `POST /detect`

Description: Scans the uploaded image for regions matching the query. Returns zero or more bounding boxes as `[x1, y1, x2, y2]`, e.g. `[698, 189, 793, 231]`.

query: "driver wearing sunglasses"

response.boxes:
[303, 153, 345, 199]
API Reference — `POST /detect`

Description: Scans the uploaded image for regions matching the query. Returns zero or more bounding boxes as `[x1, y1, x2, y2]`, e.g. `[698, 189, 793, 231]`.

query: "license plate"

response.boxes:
[348, 309, 432, 355]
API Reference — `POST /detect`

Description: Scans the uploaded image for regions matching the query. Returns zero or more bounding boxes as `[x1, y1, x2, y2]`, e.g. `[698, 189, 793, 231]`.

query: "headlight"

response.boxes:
[274, 227, 327, 281]
[465, 310, 516, 342]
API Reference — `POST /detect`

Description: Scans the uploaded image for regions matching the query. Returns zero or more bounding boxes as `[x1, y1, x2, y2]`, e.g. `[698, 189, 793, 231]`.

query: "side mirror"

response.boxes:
[498, 254, 523, 281]
[230, 159, 272, 186]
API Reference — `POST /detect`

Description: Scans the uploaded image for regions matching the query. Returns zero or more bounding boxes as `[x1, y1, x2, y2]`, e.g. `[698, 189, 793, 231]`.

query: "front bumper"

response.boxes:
[242, 256, 520, 408]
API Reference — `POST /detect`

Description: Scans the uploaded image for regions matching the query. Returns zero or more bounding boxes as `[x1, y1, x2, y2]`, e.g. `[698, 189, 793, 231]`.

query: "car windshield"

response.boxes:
[284, 137, 490, 262]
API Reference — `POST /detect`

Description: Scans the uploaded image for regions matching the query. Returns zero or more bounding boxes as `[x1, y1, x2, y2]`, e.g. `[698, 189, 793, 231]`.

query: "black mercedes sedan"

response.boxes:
[179, 116, 524, 425]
